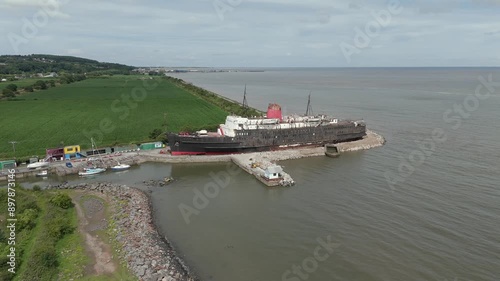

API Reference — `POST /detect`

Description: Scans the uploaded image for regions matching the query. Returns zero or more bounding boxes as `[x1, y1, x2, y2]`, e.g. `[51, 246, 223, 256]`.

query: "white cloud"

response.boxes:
[0, 0, 498, 66]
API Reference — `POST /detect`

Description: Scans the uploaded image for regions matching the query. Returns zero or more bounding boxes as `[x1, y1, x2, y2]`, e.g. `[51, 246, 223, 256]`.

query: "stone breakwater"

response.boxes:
[46, 182, 196, 281]
[336, 130, 386, 152]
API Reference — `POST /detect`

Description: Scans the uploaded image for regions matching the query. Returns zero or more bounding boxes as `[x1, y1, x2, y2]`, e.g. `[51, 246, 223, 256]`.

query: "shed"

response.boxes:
[0, 160, 16, 170]
[46, 147, 65, 161]
[113, 145, 139, 153]
[264, 165, 283, 180]
[64, 145, 81, 154]
[140, 142, 164, 150]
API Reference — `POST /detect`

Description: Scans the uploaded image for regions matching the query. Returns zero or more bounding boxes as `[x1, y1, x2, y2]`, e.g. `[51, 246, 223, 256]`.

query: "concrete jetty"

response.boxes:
[230, 154, 295, 187]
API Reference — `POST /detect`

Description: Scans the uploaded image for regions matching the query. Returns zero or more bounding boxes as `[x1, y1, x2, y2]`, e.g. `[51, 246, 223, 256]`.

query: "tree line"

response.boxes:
[0, 54, 134, 75]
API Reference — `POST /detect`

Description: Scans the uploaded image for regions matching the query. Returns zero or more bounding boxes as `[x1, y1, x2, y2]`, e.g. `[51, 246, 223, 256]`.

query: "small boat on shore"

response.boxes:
[36, 170, 48, 177]
[78, 167, 106, 176]
[111, 163, 130, 171]
[27, 161, 49, 169]
[79, 138, 107, 176]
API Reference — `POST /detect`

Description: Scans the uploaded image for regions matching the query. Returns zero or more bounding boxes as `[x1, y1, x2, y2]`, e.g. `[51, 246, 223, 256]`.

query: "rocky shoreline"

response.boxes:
[46, 182, 196, 281]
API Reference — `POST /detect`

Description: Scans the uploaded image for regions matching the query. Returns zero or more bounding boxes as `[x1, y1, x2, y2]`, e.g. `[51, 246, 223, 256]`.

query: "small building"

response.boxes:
[85, 147, 112, 156]
[46, 147, 65, 161]
[0, 78, 7, 82]
[64, 145, 85, 160]
[113, 145, 139, 153]
[64, 145, 80, 154]
[0, 160, 16, 170]
[139, 142, 164, 151]
[264, 165, 283, 180]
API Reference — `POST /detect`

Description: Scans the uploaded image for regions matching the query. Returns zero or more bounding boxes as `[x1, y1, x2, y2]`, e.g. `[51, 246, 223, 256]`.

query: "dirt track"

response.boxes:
[71, 191, 117, 276]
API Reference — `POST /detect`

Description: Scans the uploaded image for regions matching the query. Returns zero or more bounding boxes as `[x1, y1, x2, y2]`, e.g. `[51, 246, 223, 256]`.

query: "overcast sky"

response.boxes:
[1, 0, 499, 67]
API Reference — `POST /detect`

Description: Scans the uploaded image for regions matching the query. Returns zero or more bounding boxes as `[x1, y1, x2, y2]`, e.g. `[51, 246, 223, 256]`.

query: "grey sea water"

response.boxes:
[21, 68, 500, 281]
[162, 68, 500, 281]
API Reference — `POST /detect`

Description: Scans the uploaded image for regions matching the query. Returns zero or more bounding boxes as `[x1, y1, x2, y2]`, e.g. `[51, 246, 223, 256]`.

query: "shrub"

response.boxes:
[0, 256, 14, 281]
[23, 244, 59, 278]
[6, 84, 17, 92]
[34, 80, 47, 90]
[47, 217, 74, 239]
[18, 208, 39, 230]
[2, 88, 16, 97]
[18, 195, 39, 213]
[19, 195, 38, 210]
[0, 229, 6, 244]
[49, 192, 73, 209]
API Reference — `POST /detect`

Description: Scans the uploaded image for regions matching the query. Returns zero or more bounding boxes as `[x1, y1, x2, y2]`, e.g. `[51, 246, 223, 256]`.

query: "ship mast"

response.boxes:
[305, 93, 313, 116]
[242, 84, 248, 108]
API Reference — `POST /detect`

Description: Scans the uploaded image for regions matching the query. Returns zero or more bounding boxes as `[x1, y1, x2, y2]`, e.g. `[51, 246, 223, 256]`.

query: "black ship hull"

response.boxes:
[168, 122, 366, 155]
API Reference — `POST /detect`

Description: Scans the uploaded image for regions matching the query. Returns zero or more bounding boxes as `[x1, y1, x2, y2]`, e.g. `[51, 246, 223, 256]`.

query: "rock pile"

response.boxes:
[46, 182, 196, 281]
[143, 177, 175, 187]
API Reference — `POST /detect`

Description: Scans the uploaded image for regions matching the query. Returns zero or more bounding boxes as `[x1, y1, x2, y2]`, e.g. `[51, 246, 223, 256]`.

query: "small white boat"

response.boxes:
[36, 170, 48, 177]
[27, 161, 49, 169]
[78, 167, 106, 176]
[111, 163, 130, 171]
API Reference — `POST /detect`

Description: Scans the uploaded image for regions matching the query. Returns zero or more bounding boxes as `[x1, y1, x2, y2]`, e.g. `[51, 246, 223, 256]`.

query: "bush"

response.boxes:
[18, 208, 39, 230]
[47, 217, 74, 239]
[34, 80, 47, 90]
[0, 256, 14, 281]
[33, 185, 41, 191]
[18, 195, 39, 213]
[2, 88, 16, 97]
[22, 244, 59, 279]
[49, 192, 73, 209]
[0, 229, 6, 244]
[6, 84, 17, 92]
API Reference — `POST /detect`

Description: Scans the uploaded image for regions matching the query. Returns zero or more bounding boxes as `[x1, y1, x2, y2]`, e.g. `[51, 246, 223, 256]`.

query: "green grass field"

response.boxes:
[0, 76, 228, 159]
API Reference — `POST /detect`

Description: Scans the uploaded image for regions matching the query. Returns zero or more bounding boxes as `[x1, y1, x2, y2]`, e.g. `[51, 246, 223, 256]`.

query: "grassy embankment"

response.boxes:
[0, 187, 74, 280]
[0, 186, 135, 281]
[165, 75, 263, 117]
[0, 75, 236, 159]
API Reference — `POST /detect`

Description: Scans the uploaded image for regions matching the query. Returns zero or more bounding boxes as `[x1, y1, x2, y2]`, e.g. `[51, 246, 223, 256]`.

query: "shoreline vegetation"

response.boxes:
[0, 186, 80, 280]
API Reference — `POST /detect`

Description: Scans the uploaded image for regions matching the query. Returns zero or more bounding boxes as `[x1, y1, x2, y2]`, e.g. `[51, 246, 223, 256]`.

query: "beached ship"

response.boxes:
[168, 99, 366, 155]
